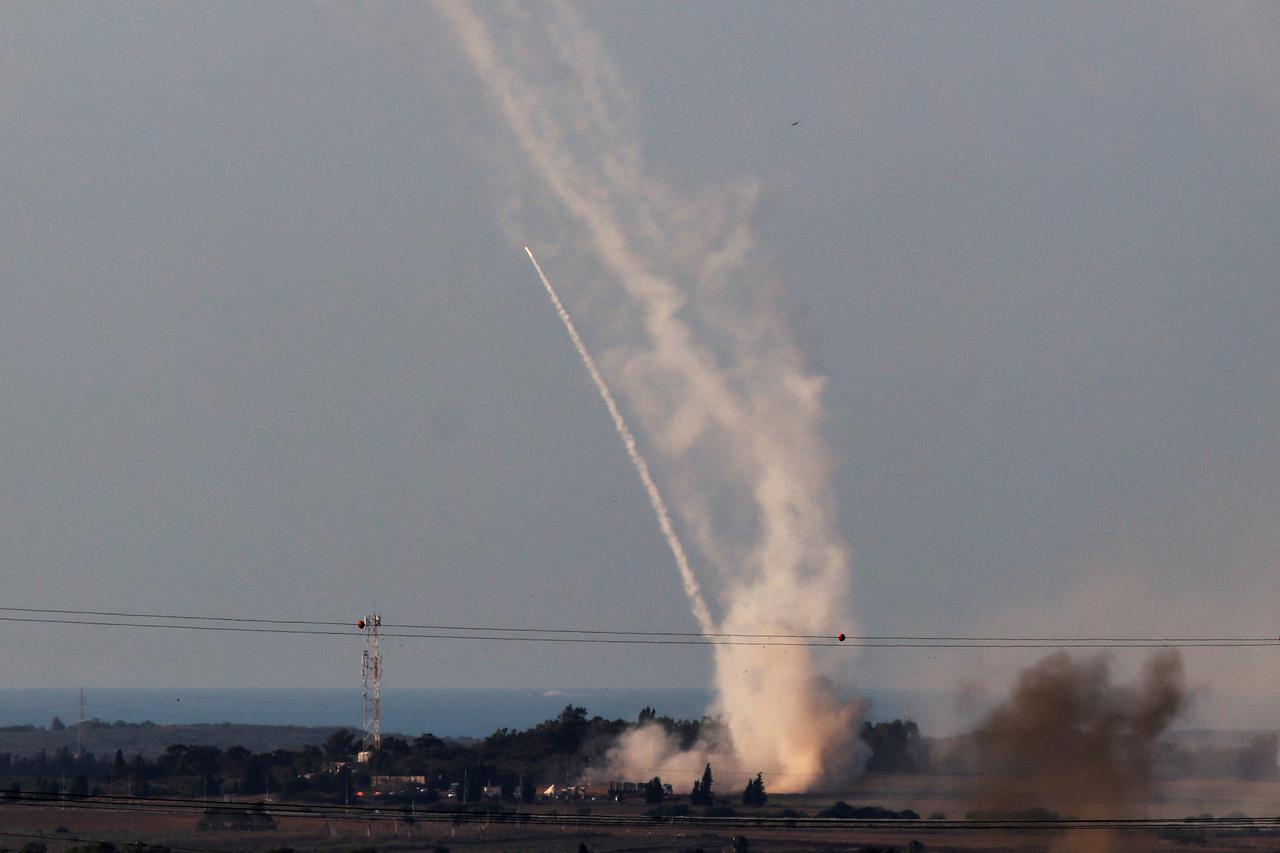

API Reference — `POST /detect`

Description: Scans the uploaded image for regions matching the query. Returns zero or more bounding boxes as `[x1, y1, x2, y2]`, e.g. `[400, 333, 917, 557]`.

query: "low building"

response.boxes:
[371, 774, 426, 787]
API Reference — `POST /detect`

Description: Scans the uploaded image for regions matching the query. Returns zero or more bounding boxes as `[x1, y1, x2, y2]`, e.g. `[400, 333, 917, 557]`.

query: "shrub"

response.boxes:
[817, 801, 918, 820]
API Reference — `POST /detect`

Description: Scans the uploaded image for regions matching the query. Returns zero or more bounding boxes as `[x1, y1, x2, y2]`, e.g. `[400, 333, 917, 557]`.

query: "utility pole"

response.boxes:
[75, 688, 85, 760]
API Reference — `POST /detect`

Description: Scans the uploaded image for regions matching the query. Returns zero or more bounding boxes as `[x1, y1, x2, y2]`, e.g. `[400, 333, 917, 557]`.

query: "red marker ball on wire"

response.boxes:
[837, 633, 846, 642]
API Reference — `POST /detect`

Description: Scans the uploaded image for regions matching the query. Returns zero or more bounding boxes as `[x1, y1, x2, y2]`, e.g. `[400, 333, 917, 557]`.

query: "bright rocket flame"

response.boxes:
[523, 244, 715, 635]
[441, 1, 866, 790]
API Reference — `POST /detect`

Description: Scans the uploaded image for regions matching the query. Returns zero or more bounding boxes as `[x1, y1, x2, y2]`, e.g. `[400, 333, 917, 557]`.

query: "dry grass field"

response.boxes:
[2, 774, 1277, 853]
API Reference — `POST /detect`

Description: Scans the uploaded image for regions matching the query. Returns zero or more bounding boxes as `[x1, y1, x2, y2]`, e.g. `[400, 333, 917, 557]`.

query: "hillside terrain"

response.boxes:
[0, 720, 343, 759]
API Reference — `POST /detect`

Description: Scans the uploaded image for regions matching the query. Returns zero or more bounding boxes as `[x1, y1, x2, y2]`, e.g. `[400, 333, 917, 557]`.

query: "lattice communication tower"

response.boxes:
[360, 613, 382, 754]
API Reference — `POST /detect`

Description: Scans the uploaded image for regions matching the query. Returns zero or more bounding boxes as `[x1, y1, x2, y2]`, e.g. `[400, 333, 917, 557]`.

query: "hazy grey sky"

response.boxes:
[2, 2, 1277, 727]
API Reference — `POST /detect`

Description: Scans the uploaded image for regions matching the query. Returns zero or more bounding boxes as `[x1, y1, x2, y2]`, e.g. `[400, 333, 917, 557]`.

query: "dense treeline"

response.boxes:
[0, 706, 715, 805]
[0, 710, 944, 808]
[2, 709, 1269, 807]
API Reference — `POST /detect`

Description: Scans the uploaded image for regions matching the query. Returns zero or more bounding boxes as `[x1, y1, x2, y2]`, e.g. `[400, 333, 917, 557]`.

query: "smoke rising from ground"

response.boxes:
[437, 0, 864, 789]
[972, 650, 1189, 819]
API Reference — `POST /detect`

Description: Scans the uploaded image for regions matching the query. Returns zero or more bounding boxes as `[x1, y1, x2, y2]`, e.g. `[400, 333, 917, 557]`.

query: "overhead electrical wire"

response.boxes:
[0, 826, 229, 853]
[0, 615, 839, 646]
[0, 607, 1275, 648]
[3, 791, 1280, 832]
[0, 605, 352, 627]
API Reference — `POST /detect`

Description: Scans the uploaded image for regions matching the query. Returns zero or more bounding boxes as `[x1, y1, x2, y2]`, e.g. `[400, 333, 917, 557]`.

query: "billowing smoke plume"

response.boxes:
[436, 0, 865, 789]
[972, 650, 1188, 818]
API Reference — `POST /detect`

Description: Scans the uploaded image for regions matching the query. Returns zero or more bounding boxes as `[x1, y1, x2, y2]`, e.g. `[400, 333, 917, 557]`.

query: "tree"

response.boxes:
[414, 733, 445, 754]
[547, 705, 590, 753]
[860, 719, 927, 773]
[643, 776, 665, 804]
[690, 763, 714, 806]
[69, 772, 90, 799]
[323, 729, 358, 760]
[130, 755, 149, 797]
[741, 773, 766, 807]
[50, 716, 66, 731]
[224, 745, 251, 766]
[238, 754, 276, 796]
[380, 736, 410, 755]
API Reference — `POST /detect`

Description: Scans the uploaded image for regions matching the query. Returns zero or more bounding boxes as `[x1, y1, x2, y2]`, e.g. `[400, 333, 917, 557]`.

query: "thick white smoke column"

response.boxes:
[524, 245, 715, 635]
[439, 0, 866, 790]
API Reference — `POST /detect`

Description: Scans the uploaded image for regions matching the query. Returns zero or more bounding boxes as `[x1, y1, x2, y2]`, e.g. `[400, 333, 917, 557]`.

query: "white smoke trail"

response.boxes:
[435, 0, 866, 790]
[524, 245, 715, 635]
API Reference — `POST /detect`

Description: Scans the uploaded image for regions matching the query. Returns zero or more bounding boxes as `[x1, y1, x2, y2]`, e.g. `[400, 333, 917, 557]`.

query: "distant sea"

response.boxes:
[0, 687, 956, 738]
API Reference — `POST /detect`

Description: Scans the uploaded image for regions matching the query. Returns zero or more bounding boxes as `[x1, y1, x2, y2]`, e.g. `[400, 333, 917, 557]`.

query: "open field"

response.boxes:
[2, 773, 1278, 852]
[822, 773, 1280, 822]
[3, 806, 1280, 853]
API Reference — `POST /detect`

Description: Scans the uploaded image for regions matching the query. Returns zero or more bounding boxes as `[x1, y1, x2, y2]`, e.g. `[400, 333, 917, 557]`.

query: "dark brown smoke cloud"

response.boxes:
[973, 650, 1188, 818]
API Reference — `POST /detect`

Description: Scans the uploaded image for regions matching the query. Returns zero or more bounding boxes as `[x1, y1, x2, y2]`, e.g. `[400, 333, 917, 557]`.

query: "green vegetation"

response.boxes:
[860, 720, 928, 773]
[817, 801, 920, 819]
[964, 807, 1059, 821]
[740, 772, 767, 807]
[689, 762, 714, 805]
[0, 705, 723, 806]
[16, 705, 1265, 817]
[0, 718, 342, 760]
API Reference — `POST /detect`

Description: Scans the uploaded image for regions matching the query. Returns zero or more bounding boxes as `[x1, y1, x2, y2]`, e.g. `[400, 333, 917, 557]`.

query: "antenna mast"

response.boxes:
[360, 613, 382, 759]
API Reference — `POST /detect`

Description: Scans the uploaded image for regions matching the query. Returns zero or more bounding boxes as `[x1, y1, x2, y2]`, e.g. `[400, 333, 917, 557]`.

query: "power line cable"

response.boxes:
[0, 615, 834, 646]
[3, 791, 1279, 831]
[2, 606, 1275, 647]
[2, 614, 1276, 648]
[0, 605, 848, 637]
[0, 605, 351, 627]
